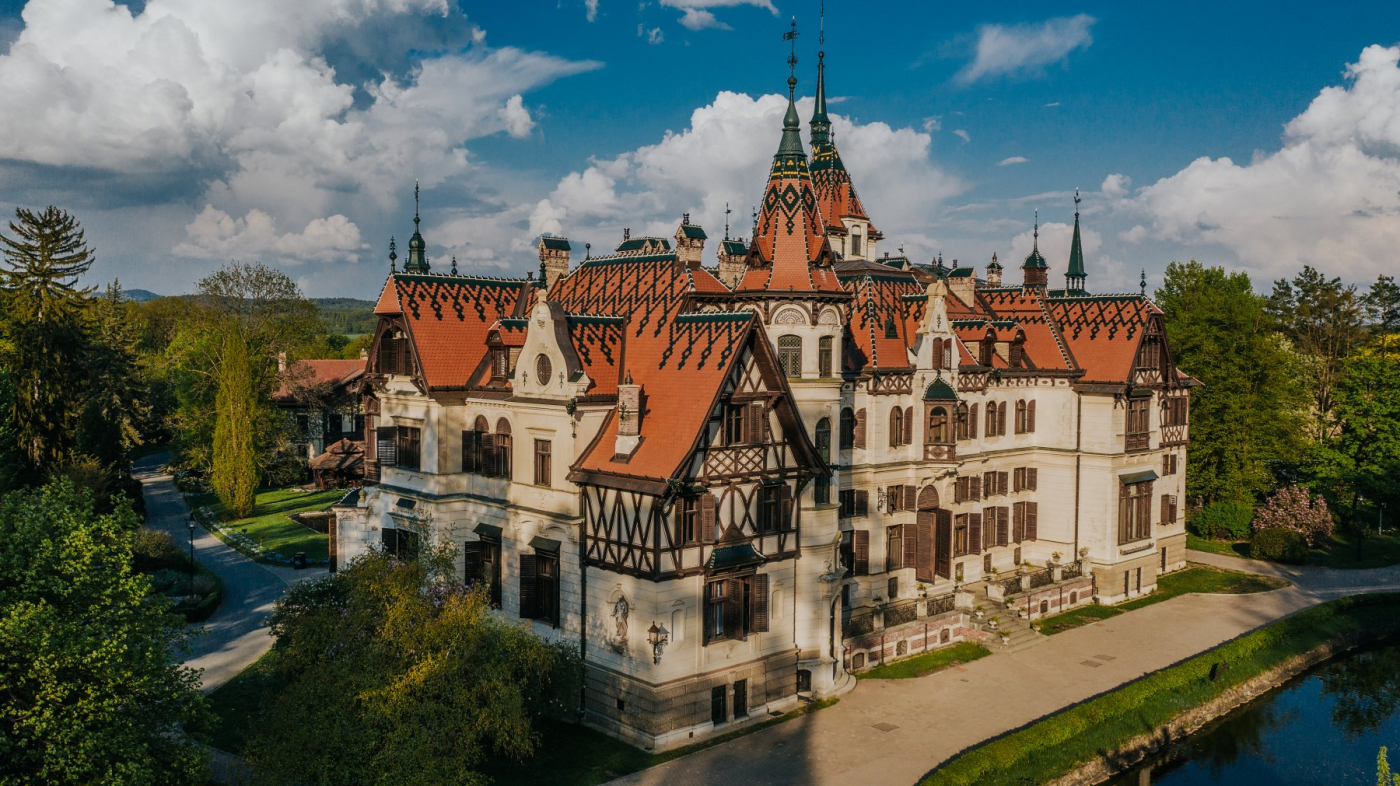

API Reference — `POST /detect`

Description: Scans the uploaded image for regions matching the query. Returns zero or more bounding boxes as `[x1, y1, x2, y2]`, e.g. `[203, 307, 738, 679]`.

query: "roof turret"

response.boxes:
[404, 181, 430, 274]
[1022, 210, 1048, 271]
[1065, 190, 1088, 294]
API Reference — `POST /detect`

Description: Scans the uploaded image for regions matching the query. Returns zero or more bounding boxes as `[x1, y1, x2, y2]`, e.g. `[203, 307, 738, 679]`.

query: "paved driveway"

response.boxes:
[134, 456, 326, 692]
[607, 553, 1400, 786]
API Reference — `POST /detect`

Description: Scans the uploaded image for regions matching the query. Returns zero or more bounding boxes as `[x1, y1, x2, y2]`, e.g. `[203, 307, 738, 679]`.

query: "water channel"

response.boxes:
[1108, 642, 1400, 785]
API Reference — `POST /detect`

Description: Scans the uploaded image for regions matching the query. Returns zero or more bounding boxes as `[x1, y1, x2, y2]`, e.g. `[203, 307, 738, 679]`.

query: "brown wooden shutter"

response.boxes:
[747, 402, 765, 444]
[970, 512, 984, 553]
[1028, 468, 1038, 490]
[1028, 400, 1036, 432]
[463, 541, 485, 586]
[1026, 502, 1039, 540]
[903, 485, 917, 511]
[1161, 495, 1170, 525]
[519, 554, 537, 619]
[915, 514, 934, 582]
[953, 478, 962, 504]
[1013, 502, 1024, 542]
[934, 510, 953, 579]
[724, 578, 743, 638]
[376, 426, 398, 466]
[699, 493, 716, 543]
[969, 404, 979, 438]
[996, 507, 1009, 546]
[998, 403, 1007, 435]
[903, 523, 918, 569]
[971, 476, 982, 501]
[904, 406, 914, 446]
[750, 574, 770, 633]
[983, 472, 994, 496]
[856, 490, 869, 517]
[853, 408, 867, 449]
[480, 433, 496, 476]
[779, 485, 794, 531]
[853, 530, 870, 575]
[1012, 467, 1022, 492]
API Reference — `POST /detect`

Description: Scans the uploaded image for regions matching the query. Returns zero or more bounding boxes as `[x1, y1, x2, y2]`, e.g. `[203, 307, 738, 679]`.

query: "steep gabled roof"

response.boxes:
[566, 314, 626, 397]
[382, 273, 535, 390]
[273, 358, 365, 403]
[1045, 294, 1162, 383]
[837, 267, 922, 373]
[977, 288, 1074, 371]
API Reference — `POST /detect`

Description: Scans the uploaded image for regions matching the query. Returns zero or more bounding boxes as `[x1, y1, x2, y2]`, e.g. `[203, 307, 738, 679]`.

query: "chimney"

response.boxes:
[675, 215, 707, 270]
[986, 252, 1003, 287]
[717, 238, 748, 288]
[623, 227, 631, 241]
[359, 348, 369, 361]
[277, 351, 287, 373]
[536, 235, 572, 289]
[615, 371, 642, 457]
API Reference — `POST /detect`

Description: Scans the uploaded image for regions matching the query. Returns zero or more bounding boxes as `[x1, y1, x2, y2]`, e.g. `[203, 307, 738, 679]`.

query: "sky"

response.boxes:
[1, 0, 1399, 298]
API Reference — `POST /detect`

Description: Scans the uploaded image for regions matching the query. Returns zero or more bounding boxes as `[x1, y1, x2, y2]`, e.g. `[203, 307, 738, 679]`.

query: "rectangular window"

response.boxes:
[814, 476, 830, 505]
[462, 430, 482, 473]
[887, 576, 899, 600]
[839, 532, 855, 578]
[758, 485, 782, 534]
[396, 426, 421, 471]
[706, 580, 727, 640]
[1126, 398, 1151, 451]
[885, 525, 902, 572]
[463, 536, 503, 608]
[839, 489, 869, 518]
[954, 514, 970, 556]
[711, 686, 727, 726]
[724, 404, 747, 446]
[818, 337, 833, 377]
[1118, 481, 1154, 544]
[676, 496, 699, 545]
[534, 439, 552, 486]
[519, 552, 560, 627]
[733, 679, 748, 718]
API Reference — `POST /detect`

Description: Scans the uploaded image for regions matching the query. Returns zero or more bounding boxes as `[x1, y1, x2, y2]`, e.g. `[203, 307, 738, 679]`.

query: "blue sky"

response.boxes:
[1, 0, 1398, 298]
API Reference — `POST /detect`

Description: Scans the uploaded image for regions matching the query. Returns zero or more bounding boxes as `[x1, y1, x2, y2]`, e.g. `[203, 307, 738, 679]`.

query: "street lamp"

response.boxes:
[647, 622, 670, 665]
[187, 513, 196, 593]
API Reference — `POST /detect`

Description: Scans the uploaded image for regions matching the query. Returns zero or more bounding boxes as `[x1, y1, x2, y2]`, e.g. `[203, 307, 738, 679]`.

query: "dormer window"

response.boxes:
[491, 347, 509, 381]
[851, 229, 863, 257]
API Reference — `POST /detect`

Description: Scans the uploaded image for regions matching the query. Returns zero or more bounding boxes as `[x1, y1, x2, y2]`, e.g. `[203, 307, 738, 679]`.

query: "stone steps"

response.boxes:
[988, 617, 1045, 654]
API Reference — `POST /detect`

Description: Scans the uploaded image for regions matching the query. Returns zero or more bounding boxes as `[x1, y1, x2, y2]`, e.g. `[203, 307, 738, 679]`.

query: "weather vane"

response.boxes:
[784, 17, 799, 83]
[724, 202, 732, 240]
[1074, 188, 1081, 215]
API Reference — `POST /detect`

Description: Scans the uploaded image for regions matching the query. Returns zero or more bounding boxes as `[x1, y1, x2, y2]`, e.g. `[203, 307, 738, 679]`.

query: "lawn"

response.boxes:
[1186, 532, 1250, 559]
[189, 486, 341, 562]
[858, 642, 990, 680]
[1038, 564, 1289, 635]
[1188, 529, 1400, 569]
[208, 652, 838, 786]
[923, 593, 1400, 786]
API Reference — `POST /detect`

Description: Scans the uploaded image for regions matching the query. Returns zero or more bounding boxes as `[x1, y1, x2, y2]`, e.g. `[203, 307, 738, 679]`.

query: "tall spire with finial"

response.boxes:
[1140, 269, 1147, 296]
[388, 236, 397, 273]
[810, 0, 831, 146]
[1021, 209, 1049, 289]
[1066, 188, 1088, 294]
[778, 16, 803, 157]
[404, 180, 430, 273]
[724, 202, 732, 240]
[450, 255, 458, 275]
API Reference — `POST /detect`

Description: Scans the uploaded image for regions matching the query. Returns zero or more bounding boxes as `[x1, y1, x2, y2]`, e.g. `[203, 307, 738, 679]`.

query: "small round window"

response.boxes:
[535, 354, 552, 384]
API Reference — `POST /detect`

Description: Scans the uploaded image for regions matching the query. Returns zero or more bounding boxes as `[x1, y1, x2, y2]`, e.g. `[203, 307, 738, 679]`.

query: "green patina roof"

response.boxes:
[810, 54, 831, 146]
[777, 78, 805, 158]
[680, 225, 708, 240]
[1067, 211, 1086, 279]
[721, 240, 748, 255]
[924, 377, 958, 401]
[540, 236, 572, 251]
[614, 237, 672, 253]
[706, 543, 765, 571]
[946, 267, 976, 278]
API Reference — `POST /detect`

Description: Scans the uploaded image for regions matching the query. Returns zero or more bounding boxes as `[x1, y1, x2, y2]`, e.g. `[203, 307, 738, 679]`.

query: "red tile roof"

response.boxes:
[274, 358, 364, 402]
[976, 289, 1074, 371]
[735, 153, 845, 295]
[389, 273, 536, 390]
[1045, 295, 1160, 383]
[811, 140, 878, 237]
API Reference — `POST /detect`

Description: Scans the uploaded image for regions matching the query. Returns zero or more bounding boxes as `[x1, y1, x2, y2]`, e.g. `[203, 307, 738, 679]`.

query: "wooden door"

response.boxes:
[934, 510, 952, 580]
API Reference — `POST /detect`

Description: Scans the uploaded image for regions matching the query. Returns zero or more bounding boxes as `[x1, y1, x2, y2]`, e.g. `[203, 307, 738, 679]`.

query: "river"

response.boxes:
[1108, 642, 1400, 785]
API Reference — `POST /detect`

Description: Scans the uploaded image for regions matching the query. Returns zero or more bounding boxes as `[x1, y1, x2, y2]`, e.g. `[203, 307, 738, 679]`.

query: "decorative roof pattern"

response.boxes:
[1046, 295, 1160, 383]
[386, 273, 534, 389]
[566, 314, 626, 396]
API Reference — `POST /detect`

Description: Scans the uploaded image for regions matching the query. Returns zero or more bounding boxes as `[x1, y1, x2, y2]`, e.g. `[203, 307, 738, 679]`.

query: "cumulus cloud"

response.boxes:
[998, 156, 1029, 166]
[953, 129, 971, 142]
[957, 14, 1095, 84]
[638, 24, 665, 44]
[1101, 173, 1131, 199]
[0, 0, 599, 266]
[921, 116, 942, 133]
[1128, 44, 1400, 280]
[585, 0, 599, 22]
[173, 205, 364, 263]
[658, 0, 775, 31]
[533, 91, 963, 264]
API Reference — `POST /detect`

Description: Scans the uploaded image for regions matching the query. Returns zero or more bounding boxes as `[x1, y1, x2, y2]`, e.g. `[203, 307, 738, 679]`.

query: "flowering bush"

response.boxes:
[1252, 485, 1334, 548]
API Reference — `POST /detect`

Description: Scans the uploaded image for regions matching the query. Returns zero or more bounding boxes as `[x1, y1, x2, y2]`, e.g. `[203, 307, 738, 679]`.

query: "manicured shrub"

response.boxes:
[134, 527, 181, 571]
[1252, 484, 1333, 547]
[1189, 500, 1254, 540]
[1250, 527, 1309, 563]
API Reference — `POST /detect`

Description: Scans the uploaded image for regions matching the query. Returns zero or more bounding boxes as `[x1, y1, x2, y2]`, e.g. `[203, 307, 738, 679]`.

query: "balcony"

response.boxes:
[703, 445, 766, 477]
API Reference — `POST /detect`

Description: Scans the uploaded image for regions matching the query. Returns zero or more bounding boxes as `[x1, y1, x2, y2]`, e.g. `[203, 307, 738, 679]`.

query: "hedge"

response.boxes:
[922, 593, 1400, 786]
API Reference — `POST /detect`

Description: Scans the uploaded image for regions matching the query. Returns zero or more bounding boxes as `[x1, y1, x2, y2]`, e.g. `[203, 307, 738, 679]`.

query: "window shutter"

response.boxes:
[915, 515, 934, 581]
[969, 404, 979, 438]
[998, 403, 1007, 435]
[481, 433, 496, 476]
[999, 472, 1009, 496]
[1026, 502, 1039, 540]
[971, 476, 982, 501]
[519, 554, 538, 619]
[984, 403, 995, 437]
[853, 530, 870, 575]
[996, 507, 1009, 546]
[747, 402, 765, 444]
[779, 485, 794, 532]
[1028, 400, 1036, 432]
[889, 407, 901, 448]
[904, 406, 914, 446]
[983, 472, 994, 496]
[903, 485, 917, 511]
[856, 490, 869, 517]
[699, 494, 716, 543]
[970, 512, 984, 553]
[751, 574, 770, 633]
[376, 426, 398, 467]
[1028, 468, 1038, 490]
[1170, 495, 1178, 523]
[463, 541, 485, 586]
[724, 577, 743, 639]
[1013, 467, 1022, 492]
[1013, 502, 1024, 543]
[934, 510, 953, 579]
[853, 408, 867, 449]
[903, 523, 918, 569]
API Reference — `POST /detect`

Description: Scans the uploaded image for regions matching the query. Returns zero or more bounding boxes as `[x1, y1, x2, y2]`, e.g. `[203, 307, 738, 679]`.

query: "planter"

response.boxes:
[987, 582, 1007, 602]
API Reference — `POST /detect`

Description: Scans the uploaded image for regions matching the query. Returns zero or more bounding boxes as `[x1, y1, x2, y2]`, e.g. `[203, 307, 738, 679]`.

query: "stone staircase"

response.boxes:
[989, 616, 1045, 654]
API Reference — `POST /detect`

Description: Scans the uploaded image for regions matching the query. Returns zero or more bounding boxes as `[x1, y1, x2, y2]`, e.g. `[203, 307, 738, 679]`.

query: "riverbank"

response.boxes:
[920, 593, 1400, 786]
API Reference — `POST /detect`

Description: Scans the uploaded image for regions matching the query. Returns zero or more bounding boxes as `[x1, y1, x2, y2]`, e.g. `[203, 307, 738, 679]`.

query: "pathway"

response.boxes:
[134, 455, 327, 692]
[607, 553, 1400, 786]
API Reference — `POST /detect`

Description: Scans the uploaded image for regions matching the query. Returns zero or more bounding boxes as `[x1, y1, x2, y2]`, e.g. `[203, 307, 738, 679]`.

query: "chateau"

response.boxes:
[332, 43, 1194, 750]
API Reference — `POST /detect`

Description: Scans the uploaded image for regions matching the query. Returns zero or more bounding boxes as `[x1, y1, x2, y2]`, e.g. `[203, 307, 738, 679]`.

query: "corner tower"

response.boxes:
[808, 18, 880, 261]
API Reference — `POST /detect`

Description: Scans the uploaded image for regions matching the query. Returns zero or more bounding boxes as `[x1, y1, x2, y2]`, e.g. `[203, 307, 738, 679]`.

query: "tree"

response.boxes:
[1381, 747, 1400, 786]
[0, 480, 210, 785]
[1267, 266, 1367, 441]
[1309, 352, 1400, 519]
[1362, 275, 1400, 358]
[211, 332, 260, 516]
[1251, 484, 1333, 547]
[249, 546, 581, 786]
[1157, 261, 1309, 503]
[0, 206, 97, 473]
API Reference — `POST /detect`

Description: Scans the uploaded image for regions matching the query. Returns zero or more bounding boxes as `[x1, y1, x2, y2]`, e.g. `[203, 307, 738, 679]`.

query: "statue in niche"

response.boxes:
[609, 596, 630, 656]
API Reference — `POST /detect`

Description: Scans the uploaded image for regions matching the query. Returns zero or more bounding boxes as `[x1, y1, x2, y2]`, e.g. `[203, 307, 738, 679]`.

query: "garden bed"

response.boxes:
[1037, 564, 1288, 635]
[133, 527, 223, 623]
[188, 486, 340, 566]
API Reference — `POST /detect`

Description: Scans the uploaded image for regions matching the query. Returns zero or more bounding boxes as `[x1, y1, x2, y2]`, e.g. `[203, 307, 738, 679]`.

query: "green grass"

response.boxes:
[858, 642, 990, 680]
[207, 652, 838, 786]
[922, 593, 1400, 786]
[1186, 532, 1251, 559]
[1038, 565, 1288, 635]
[1307, 529, 1400, 569]
[190, 486, 341, 562]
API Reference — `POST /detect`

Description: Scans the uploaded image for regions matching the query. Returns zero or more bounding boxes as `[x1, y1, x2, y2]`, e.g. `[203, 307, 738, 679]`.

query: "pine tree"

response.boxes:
[211, 332, 259, 517]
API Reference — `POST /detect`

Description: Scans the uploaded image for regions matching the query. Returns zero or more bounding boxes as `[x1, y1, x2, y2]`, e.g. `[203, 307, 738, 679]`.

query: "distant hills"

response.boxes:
[116, 290, 377, 336]
[123, 288, 162, 303]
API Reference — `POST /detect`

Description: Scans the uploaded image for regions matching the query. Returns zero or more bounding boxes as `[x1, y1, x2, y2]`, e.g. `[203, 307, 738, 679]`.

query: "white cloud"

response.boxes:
[921, 116, 942, 133]
[957, 14, 1095, 84]
[953, 129, 971, 142]
[638, 24, 665, 44]
[1044, 101, 1061, 107]
[534, 91, 964, 264]
[998, 156, 1029, 166]
[658, 0, 775, 31]
[173, 205, 364, 263]
[1129, 44, 1400, 280]
[1101, 173, 1131, 199]
[585, 0, 599, 22]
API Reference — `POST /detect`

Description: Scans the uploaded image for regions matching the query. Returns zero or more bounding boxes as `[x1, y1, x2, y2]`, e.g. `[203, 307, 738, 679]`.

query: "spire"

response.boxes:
[1022, 209, 1048, 289]
[450, 255, 458, 275]
[1140, 269, 1147, 296]
[405, 180, 430, 273]
[724, 201, 732, 240]
[1066, 189, 1088, 294]
[810, 1, 831, 146]
[778, 17, 804, 157]
[388, 236, 397, 273]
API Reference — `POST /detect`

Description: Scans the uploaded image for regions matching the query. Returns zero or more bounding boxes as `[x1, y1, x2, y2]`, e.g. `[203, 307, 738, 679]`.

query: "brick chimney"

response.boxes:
[717, 238, 748, 288]
[674, 213, 707, 270]
[615, 371, 641, 457]
[537, 234, 572, 288]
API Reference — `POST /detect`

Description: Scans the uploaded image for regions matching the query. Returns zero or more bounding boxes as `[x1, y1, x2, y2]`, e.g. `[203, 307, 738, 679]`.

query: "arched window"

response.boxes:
[814, 417, 831, 463]
[839, 407, 856, 450]
[1015, 400, 1027, 434]
[495, 418, 512, 480]
[851, 229, 863, 257]
[985, 402, 999, 437]
[818, 336, 833, 377]
[889, 407, 905, 447]
[928, 407, 949, 444]
[777, 335, 802, 378]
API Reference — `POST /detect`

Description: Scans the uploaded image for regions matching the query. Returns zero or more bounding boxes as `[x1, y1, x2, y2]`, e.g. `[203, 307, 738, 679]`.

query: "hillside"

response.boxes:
[313, 298, 378, 336]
